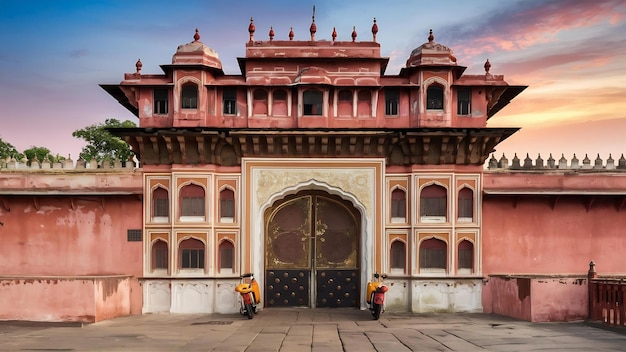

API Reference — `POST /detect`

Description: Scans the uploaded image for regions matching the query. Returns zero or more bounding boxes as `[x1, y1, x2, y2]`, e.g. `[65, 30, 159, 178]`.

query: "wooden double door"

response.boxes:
[264, 191, 360, 308]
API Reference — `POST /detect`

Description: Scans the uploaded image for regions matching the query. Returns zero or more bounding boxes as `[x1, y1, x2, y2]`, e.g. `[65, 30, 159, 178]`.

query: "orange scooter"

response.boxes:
[235, 273, 260, 319]
[366, 272, 388, 320]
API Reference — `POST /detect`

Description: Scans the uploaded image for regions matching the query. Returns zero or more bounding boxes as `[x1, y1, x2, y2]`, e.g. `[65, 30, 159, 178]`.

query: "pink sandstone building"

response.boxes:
[1, 14, 625, 324]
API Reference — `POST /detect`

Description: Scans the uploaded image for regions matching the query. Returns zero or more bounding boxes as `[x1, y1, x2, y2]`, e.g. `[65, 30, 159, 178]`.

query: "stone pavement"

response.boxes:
[1, 309, 626, 351]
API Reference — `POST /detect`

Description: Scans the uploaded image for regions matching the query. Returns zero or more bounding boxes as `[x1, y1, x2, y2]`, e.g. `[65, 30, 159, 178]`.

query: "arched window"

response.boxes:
[357, 90, 371, 117]
[426, 85, 444, 110]
[180, 184, 205, 220]
[303, 89, 323, 115]
[337, 89, 352, 117]
[458, 240, 474, 274]
[181, 83, 198, 109]
[419, 238, 447, 273]
[458, 188, 474, 222]
[219, 188, 235, 223]
[219, 240, 235, 273]
[179, 238, 205, 269]
[253, 89, 268, 115]
[152, 240, 168, 271]
[152, 187, 169, 222]
[420, 184, 447, 222]
[272, 89, 287, 116]
[390, 240, 406, 274]
[391, 188, 406, 222]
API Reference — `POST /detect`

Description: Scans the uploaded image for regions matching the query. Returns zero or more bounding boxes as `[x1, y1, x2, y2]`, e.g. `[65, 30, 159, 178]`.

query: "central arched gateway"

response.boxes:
[264, 190, 360, 308]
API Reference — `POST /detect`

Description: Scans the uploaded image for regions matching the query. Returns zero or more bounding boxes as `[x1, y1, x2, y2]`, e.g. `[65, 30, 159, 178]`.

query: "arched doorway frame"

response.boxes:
[252, 179, 372, 309]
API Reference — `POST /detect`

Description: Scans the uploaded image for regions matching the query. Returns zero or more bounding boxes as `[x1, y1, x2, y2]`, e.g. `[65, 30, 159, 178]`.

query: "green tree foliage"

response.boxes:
[0, 137, 20, 160]
[23, 146, 51, 162]
[72, 118, 136, 162]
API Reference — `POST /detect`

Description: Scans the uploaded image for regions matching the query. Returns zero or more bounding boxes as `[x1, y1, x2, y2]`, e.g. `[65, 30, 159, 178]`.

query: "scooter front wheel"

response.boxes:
[372, 303, 382, 320]
[245, 303, 254, 319]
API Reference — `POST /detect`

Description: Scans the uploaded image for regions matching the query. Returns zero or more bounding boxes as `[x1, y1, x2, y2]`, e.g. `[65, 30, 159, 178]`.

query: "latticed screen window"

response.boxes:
[180, 184, 205, 217]
[427, 85, 444, 110]
[219, 189, 235, 220]
[385, 89, 399, 116]
[180, 238, 205, 269]
[390, 241, 406, 270]
[303, 90, 323, 115]
[181, 84, 198, 109]
[223, 88, 237, 115]
[391, 189, 406, 218]
[153, 88, 168, 115]
[458, 240, 473, 271]
[419, 238, 447, 270]
[153, 240, 168, 270]
[457, 87, 471, 115]
[152, 187, 169, 218]
[219, 241, 234, 270]
[458, 188, 473, 220]
[420, 185, 447, 217]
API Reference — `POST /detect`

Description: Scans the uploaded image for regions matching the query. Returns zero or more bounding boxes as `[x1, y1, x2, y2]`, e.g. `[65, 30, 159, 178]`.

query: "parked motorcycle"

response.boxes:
[366, 272, 388, 320]
[235, 273, 260, 319]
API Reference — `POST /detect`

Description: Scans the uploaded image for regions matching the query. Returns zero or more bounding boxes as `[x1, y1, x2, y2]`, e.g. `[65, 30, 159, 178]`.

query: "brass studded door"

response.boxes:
[265, 191, 360, 308]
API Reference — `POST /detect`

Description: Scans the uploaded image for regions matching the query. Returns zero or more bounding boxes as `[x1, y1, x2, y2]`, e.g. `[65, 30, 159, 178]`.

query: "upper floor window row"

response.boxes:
[151, 86, 471, 117]
[150, 184, 237, 224]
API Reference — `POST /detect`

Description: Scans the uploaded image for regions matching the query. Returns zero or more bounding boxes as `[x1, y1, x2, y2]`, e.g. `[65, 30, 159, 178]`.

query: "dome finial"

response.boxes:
[289, 27, 294, 41]
[428, 29, 434, 43]
[309, 5, 317, 41]
[248, 17, 255, 42]
[135, 59, 142, 73]
[193, 28, 200, 42]
[351, 26, 357, 42]
[269, 26, 274, 42]
[332, 27, 337, 42]
[371, 18, 378, 42]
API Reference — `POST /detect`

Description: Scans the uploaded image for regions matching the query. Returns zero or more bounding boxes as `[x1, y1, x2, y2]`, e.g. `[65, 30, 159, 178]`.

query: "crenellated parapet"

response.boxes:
[486, 153, 626, 171]
[0, 157, 137, 172]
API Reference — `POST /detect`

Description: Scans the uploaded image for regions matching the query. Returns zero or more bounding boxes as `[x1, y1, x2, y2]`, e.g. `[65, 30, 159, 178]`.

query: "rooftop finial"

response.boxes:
[193, 28, 200, 42]
[289, 27, 294, 41]
[248, 17, 255, 42]
[484, 59, 491, 74]
[310, 5, 317, 41]
[269, 26, 274, 42]
[351, 26, 357, 42]
[135, 59, 142, 73]
[371, 18, 378, 42]
[428, 29, 434, 43]
[332, 27, 337, 42]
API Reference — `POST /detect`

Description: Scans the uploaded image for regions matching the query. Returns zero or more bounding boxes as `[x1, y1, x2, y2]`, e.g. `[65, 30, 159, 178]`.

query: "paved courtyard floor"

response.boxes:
[1, 309, 625, 351]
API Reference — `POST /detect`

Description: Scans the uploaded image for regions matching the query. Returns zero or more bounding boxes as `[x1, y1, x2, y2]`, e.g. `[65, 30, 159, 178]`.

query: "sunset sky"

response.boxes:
[1, 0, 625, 163]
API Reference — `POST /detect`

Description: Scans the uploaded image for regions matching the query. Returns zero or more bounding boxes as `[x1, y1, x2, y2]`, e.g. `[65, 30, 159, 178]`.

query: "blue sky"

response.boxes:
[1, 0, 625, 161]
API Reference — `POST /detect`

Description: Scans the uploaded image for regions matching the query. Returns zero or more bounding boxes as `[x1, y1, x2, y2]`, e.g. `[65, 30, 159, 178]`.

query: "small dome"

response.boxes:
[405, 29, 457, 68]
[172, 28, 222, 70]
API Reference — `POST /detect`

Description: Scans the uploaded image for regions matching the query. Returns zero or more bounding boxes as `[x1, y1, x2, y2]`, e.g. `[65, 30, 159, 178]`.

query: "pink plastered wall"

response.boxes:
[482, 195, 626, 275]
[0, 195, 143, 316]
[484, 276, 588, 322]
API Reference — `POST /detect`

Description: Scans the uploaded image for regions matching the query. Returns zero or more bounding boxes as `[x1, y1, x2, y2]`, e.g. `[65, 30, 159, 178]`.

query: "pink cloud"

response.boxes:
[447, 0, 626, 59]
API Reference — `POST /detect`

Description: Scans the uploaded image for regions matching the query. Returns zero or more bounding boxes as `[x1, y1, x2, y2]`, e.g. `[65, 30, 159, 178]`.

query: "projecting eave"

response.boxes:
[99, 84, 139, 117]
[108, 127, 518, 167]
[159, 64, 225, 76]
[399, 65, 467, 79]
[487, 85, 527, 119]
